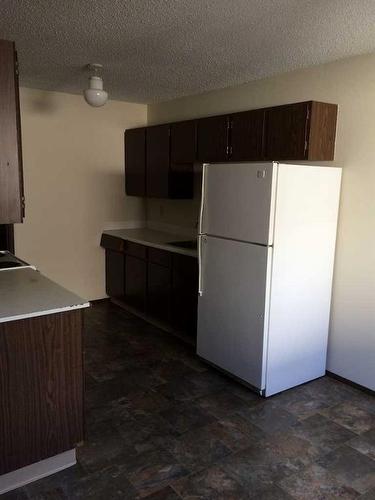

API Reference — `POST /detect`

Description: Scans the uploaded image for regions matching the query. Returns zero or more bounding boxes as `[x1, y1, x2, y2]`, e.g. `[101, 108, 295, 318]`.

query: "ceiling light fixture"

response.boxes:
[83, 63, 108, 107]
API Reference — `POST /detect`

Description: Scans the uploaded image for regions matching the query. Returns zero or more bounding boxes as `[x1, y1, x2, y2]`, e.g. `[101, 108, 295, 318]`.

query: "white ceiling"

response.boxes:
[1, 0, 375, 103]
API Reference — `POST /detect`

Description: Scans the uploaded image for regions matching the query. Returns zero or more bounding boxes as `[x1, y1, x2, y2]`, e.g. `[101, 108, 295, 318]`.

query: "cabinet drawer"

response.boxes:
[100, 234, 124, 252]
[148, 247, 172, 267]
[123, 241, 147, 259]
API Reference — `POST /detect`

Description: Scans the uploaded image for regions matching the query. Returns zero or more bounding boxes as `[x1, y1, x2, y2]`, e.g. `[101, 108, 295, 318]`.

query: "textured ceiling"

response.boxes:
[1, 0, 375, 103]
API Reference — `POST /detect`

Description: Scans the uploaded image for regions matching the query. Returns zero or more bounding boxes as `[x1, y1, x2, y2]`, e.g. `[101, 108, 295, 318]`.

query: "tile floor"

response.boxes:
[4, 301, 375, 499]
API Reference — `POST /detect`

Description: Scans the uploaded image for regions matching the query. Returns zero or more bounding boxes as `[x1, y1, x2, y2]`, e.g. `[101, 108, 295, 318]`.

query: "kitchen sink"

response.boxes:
[168, 240, 197, 250]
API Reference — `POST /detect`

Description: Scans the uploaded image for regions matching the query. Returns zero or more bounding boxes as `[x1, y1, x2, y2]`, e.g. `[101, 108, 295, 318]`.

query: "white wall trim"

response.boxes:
[0, 449, 76, 494]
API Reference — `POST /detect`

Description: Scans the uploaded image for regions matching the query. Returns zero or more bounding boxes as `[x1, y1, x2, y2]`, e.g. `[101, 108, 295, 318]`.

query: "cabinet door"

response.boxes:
[171, 254, 198, 336]
[170, 120, 196, 164]
[125, 127, 146, 196]
[264, 102, 309, 160]
[147, 261, 171, 322]
[146, 124, 170, 198]
[105, 250, 125, 298]
[0, 40, 24, 224]
[230, 109, 265, 161]
[169, 120, 196, 199]
[0, 310, 83, 474]
[125, 254, 147, 311]
[197, 115, 229, 162]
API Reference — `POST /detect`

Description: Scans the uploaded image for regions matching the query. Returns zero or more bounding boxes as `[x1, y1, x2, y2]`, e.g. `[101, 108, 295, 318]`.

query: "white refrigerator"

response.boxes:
[197, 162, 342, 397]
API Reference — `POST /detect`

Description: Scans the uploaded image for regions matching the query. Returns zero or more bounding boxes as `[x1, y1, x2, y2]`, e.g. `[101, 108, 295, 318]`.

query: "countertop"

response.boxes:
[0, 267, 90, 323]
[103, 228, 197, 258]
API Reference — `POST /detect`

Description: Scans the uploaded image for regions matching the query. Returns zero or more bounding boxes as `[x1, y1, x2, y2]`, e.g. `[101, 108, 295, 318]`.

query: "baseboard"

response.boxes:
[326, 370, 374, 396]
[110, 298, 196, 347]
[0, 449, 76, 494]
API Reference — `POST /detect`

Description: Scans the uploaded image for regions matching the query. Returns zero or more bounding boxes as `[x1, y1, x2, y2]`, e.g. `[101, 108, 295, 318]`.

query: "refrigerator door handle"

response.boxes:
[198, 235, 204, 296]
[198, 163, 207, 234]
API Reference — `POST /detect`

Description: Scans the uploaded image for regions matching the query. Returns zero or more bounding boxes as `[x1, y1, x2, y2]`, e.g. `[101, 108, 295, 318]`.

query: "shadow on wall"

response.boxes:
[27, 90, 61, 114]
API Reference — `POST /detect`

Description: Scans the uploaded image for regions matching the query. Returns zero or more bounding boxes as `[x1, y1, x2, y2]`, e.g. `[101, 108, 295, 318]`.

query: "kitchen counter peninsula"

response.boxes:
[0, 265, 89, 494]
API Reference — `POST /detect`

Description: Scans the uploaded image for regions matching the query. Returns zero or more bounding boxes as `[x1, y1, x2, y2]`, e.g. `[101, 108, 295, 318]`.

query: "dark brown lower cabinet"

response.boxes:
[171, 254, 198, 336]
[105, 250, 125, 297]
[125, 254, 147, 311]
[147, 261, 171, 322]
[102, 238, 198, 337]
[0, 310, 84, 475]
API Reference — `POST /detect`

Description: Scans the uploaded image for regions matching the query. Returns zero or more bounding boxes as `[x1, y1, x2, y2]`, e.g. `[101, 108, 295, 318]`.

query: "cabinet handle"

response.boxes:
[198, 235, 204, 296]
[198, 163, 207, 234]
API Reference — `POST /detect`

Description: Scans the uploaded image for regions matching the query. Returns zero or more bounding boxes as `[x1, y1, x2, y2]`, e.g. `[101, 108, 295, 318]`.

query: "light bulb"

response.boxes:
[83, 68, 108, 107]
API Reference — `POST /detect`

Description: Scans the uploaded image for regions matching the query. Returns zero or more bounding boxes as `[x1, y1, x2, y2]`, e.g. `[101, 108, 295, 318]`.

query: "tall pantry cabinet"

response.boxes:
[0, 39, 24, 226]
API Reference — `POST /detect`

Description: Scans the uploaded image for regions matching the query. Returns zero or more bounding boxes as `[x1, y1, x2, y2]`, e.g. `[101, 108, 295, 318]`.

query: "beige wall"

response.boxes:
[15, 88, 147, 300]
[148, 53, 375, 389]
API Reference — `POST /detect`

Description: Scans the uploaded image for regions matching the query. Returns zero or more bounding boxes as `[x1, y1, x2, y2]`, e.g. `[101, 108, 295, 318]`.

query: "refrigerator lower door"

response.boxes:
[200, 162, 277, 245]
[197, 235, 271, 391]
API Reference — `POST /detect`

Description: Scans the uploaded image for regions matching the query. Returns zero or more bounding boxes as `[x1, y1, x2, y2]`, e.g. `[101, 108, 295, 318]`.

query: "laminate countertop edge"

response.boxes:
[102, 228, 198, 258]
[0, 302, 90, 324]
[0, 267, 90, 324]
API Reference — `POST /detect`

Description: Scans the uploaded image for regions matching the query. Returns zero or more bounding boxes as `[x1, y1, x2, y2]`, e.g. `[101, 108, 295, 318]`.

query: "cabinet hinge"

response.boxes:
[226, 145, 230, 156]
[304, 139, 308, 153]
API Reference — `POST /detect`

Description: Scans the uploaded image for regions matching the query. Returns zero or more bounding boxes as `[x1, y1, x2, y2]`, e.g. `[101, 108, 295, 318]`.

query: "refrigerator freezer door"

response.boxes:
[200, 162, 277, 245]
[197, 235, 271, 390]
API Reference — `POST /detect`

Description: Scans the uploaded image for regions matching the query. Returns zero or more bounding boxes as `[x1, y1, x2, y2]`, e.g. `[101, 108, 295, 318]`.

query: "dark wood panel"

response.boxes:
[169, 120, 196, 199]
[170, 120, 196, 164]
[0, 39, 23, 223]
[264, 102, 309, 160]
[307, 101, 338, 160]
[0, 310, 84, 474]
[100, 234, 125, 253]
[171, 253, 198, 336]
[148, 247, 172, 267]
[146, 124, 170, 198]
[230, 109, 265, 161]
[197, 115, 229, 162]
[105, 250, 125, 297]
[125, 127, 146, 196]
[125, 254, 147, 311]
[147, 262, 171, 322]
[124, 240, 147, 260]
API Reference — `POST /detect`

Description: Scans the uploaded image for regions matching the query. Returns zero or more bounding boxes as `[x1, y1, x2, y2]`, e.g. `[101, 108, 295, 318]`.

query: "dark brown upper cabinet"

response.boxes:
[146, 124, 170, 198]
[169, 120, 196, 199]
[264, 101, 337, 161]
[230, 109, 265, 161]
[0, 39, 24, 224]
[170, 120, 196, 164]
[145, 121, 195, 199]
[125, 127, 146, 196]
[125, 100, 338, 198]
[197, 115, 229, 162]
